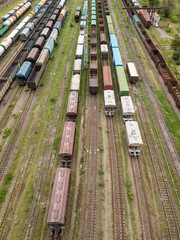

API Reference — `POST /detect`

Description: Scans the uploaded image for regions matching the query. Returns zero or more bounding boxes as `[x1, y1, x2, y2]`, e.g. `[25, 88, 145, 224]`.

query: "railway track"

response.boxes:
[0, 85, 24, 133]
[23, 11, 80, 240]
[107, 118, 126, 240]
[109, 0, 180, 238]
[132, 84, 180, 239]
[0, 90, 35, 181]
[0, 2, 80, 238]
[81, 94, 99, 240]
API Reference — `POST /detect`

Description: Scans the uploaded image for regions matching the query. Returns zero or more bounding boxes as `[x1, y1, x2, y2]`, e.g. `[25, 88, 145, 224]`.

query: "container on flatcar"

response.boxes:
[73, 59, 82, 74]
[59, 121, 76, 166]
[70, 74, 81, 91]
[104, 90, 116, 116]
[126, 62, 139, 83]
[102, 65, 113, 90]
[116, 66, 129, 96]
[47, 168, 70, 237]
[27, 47, 40, 63]
[121, 96, 135, 121]
[125, 121, 143, 156]
[66, 91, 79, 120]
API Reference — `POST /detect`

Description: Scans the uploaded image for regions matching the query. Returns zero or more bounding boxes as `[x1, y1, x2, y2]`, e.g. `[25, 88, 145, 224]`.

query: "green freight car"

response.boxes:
[116, 66, 129, 96]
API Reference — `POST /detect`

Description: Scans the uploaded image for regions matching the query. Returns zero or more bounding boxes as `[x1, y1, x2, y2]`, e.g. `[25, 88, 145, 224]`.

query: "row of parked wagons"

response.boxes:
[0, 0, 31, 37]
[47, 1, 88, 237]
[0, 0, 48, 58]
[103, 0, 143, 156]
[0, 0, 58, 101]
[16, 3, 68, 88]
[132, 14, 180, 108]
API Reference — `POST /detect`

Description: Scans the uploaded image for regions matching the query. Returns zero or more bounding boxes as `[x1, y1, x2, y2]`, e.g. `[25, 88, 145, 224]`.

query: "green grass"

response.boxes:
[3, 126, 11, 138]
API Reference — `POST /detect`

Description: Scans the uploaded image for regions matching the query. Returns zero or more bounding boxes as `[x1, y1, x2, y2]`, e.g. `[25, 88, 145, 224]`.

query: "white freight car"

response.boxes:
[125, 121, 143, 156]
[104, 90, 116, 116]
[126, 61, 139, 83]
[121, 96, 135, 121]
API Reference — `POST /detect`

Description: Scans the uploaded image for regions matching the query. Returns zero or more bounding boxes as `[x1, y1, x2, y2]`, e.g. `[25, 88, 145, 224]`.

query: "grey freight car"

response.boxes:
[125, 121, 143, 156]
[47, 168, 70, 237]
[121, 96, 135, 121]
[104, 90, 116, 116]
[66, 91, 79, 120]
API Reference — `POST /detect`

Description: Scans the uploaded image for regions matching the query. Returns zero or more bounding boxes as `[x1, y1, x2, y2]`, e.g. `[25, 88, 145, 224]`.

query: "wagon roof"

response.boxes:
[125, 121, 143, 146]
[47, 168, 70, 225]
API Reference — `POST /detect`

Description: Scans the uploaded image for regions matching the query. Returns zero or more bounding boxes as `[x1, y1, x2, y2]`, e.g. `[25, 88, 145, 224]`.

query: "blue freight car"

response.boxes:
[110, 34, 118, 49]
[112, 48, 123, 67]
[53, 21, 61, 32]
[16, 61, 32, 85]
[43, 37, 54, 54]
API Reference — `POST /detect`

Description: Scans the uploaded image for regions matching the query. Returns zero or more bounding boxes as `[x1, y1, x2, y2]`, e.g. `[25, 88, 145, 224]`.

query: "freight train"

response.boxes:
[102, 0, 143, 156]
[121, 0, 180, 108]
[47, 0, 88, 237]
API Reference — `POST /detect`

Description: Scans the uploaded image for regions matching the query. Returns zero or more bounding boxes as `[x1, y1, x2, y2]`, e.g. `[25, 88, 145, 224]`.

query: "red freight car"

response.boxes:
[139, 10, 151, 28]
[59, 121, 76, 166]
[157, 63, 176, 85]
[50, 14, 57, 23]
[47, 168, 70, 237]
[46, 20, 54, 30]
[66, 91, 79, 121]
[150, 49, 165, 67]
[144, 39, 156, 54]
[34, 36, 45, 50]
[100, 32, 106, 44]
[26, 47, 40, 63]
[75, 11, 80, 22]
[102, 65, 113, 90]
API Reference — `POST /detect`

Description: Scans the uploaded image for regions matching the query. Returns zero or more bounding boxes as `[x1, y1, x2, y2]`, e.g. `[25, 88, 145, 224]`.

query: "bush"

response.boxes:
[172, 51, 180, 60]
[3, 127, 11, 138]
[171, 15, 179, 23]
[0, 188, 8, 203]
[4, 172, 13, 185]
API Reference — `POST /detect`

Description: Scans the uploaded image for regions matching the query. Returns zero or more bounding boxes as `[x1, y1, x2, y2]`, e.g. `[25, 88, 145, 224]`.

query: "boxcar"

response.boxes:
[100, 32, 106, 44]
[126, 62, 139, 83]
[40, 27, 50, 39]
[70, 74, 81, 91]
[36, 49, 49, 69]
[104, 90, 116, 116]
[89, 75, 98, 94]
[73, 59, 82, 74]
[34, 36, 45, 50]
[102, 65, 113, 90]
[53, 21, 62, 32]
[100, 44, 108, 59]
[59, 121, 76, 166]
[112, 48, 123, 67]
[20, 28, 31, 41]
[121, 96, 135, 121]
[75, 11, 80, 22]
[49, 29, 58, 41]
[125, 121, 143, 156]
[27, 47, 40, 63]
[116, 66, 129, 96]
[46, 20, 54, 29]
[47, 168, 70, 237]
[90, 59, 97, 74]
[77, 35, 85, 45]
[66, 91, 79, 120]
[108, 23, 115, 34]
[43, 37, 54, 54]
[16, 61, 32, 85]
[109, 34, 118, 49]
[75, 44, 83, 59]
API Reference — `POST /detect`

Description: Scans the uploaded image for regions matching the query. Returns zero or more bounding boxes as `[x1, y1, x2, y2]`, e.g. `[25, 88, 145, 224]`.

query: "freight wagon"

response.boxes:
[121, 96, 135, 121]
[125, 121, 143, 156]
[59, 121, 76, 166]
[126, 62, 139, 83]
[47, 168, 70, 237]
[27, 65, 44, 89]
[116, 66, 129, 96]
[16, 61, 32, 85]
[66, 91, 79, 121]
[70, 74, 81, 91]
[104, 90, 116, 116]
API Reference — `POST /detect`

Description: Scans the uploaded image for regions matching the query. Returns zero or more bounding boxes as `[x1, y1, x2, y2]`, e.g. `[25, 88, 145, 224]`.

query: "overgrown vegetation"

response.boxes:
[3, 126, 11, 138]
